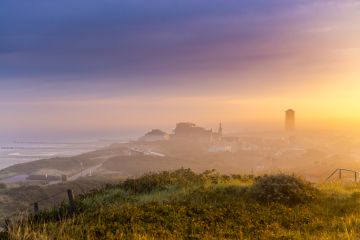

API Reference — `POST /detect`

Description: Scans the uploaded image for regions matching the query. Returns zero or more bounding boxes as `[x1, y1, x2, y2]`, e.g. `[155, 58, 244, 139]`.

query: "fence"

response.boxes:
[325, 168, 360, 182]
[32, 189, 75, 214]
[2, 181, 88, 232]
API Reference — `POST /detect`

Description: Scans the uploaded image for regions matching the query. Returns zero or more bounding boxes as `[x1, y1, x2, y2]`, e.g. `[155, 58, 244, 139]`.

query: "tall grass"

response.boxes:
[3, 169, 360, 239]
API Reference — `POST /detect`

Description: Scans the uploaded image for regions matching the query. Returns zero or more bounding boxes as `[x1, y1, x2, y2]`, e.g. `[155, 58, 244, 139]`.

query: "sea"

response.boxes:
[0, 139, 130, 171]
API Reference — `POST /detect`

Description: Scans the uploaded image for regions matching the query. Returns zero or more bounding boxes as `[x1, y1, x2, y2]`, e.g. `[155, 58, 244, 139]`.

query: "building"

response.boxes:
[171, 122, 212, 142]
[285, 109, 295, 131]
[211, 122, 223, 142]
[170, 122, 223, 143]
[139, 129, 170, 142]
[208, 145, 232, 153]
[208, 122, 236, 152]
[218, 121, 223, 138]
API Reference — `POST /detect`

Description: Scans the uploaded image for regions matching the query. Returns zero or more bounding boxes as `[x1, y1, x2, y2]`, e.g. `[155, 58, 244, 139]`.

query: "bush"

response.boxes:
[249, 174, 318, 205]
[121, 168, 206, 194]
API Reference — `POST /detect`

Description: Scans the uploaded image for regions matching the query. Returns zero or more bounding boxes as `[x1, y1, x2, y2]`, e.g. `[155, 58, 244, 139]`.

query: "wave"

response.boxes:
[8, 152, 58, 157]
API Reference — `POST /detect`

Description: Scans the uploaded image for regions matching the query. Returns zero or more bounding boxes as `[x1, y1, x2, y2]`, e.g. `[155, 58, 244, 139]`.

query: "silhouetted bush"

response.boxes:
[249, 174, 318, 205]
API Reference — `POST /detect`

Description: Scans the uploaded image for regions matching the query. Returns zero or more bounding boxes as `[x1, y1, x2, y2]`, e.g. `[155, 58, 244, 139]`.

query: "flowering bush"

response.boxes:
[249, 174, 318, 205]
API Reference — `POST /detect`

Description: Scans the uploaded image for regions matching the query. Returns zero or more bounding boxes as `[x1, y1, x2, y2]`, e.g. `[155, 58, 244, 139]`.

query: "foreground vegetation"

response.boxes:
[2, 169, 360, 239]
[0, 176, 119, 222]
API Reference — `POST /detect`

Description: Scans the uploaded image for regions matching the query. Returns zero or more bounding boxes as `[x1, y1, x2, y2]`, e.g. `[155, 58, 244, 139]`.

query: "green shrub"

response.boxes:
[6, 170, 360, 239]
[121, 168, 206, 194]
[249, 174, 318, 205]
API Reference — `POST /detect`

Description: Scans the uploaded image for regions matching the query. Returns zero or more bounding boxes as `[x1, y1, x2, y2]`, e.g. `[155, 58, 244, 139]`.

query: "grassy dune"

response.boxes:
[0, 176, 119, 224]
[2, 169, 360, 239]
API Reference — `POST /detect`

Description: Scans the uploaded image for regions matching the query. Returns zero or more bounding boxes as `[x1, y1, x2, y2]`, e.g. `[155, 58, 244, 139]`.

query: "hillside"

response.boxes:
[0, 146, 129, 180]
[3, 139, 355, 187]
[2, 169, 360, 239]
[0, 176, 120, 223]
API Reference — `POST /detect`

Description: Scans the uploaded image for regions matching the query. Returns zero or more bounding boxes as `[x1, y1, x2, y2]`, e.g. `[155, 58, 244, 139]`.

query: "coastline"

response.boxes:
[0, 140, 115, 172]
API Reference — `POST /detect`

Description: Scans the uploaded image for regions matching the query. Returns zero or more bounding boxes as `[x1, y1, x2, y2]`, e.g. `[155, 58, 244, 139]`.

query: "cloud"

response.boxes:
[0, 0, 359, 97]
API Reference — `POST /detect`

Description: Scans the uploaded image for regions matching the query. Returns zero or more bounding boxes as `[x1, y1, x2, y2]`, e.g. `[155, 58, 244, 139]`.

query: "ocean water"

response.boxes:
[0, 140, 117, 171]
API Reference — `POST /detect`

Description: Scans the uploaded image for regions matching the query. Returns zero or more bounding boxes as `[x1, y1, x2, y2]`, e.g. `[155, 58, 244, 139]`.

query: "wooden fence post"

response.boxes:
[67, 189, 75, 212]
[4, 218, 10, 232]
[339, 169, 342, 180]
[33, 202, 39, 213]
[355, 172, 358, 183]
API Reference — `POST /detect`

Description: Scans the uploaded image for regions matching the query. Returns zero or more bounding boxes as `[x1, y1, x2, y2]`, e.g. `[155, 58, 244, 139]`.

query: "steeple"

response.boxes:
[218, 121, 223, 136]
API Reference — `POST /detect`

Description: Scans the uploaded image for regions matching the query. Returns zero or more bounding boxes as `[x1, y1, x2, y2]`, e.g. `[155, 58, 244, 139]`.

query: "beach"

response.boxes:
[0, 140, 109, 171]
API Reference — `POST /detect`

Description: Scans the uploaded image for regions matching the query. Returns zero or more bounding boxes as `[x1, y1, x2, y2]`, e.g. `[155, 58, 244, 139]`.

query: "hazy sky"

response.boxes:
[1, 0, 360, 139]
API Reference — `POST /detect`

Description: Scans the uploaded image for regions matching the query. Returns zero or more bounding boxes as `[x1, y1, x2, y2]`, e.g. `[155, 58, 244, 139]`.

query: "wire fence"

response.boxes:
[2, 179, 105, 222]
[1, 188, 77, 233]
[0, 181, 95, 232]
[3, 189, 69, 217]
[325, 168, 360, 182]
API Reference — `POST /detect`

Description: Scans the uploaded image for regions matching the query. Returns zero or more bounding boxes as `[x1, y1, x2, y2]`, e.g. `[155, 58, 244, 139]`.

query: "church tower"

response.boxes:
[218, 121, 223, 138]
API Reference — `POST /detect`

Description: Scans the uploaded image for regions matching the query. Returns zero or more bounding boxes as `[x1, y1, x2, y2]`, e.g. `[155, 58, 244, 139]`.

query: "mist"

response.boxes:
[1, 0, 360, 237]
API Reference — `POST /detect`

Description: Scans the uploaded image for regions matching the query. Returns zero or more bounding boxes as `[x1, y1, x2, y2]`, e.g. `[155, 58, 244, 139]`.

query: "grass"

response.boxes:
[2, 169, 360, 239]
[0, 175, 120, 223]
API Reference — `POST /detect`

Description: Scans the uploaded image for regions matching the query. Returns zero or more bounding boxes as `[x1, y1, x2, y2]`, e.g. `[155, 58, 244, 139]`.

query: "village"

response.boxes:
[1, 109, 359, 188]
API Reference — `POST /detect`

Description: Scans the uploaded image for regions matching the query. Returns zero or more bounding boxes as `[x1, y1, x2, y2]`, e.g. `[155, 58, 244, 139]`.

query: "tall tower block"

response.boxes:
[285, 109, 295, 131]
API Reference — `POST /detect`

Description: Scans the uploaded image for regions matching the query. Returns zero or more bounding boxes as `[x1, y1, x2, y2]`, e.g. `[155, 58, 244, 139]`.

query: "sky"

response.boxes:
[1, 0, 360, 139]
